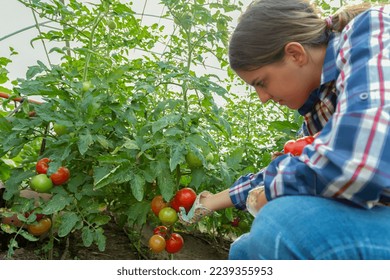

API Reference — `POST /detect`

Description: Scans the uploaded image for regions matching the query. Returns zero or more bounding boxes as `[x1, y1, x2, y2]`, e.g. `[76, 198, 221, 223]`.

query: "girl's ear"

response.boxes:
[284, 42, 308, 66]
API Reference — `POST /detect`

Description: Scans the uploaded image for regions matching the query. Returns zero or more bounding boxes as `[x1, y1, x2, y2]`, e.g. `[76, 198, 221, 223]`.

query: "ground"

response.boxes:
[0, 221, 232, 260]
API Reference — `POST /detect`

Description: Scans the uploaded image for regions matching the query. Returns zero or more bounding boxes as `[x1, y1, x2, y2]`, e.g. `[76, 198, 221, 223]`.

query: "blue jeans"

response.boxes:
[229, 196, 390, 259]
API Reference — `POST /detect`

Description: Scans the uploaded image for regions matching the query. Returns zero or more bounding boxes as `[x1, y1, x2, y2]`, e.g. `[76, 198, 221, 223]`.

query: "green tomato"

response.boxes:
[53, 123, 68, 136]
[107, 20, 117, 30]
[158, 207, 178, 226]
[30, 174, 53, 193]
[82, 81, 92, 91]
[186, 151, 202, 169]
[205, 153, 214, 163]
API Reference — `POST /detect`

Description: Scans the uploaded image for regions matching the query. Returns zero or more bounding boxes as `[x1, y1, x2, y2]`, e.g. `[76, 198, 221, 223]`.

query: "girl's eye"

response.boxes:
[255, 80, 265, 88]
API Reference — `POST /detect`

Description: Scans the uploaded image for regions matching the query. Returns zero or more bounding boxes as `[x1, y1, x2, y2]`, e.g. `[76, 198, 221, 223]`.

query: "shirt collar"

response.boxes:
[298, 33, 340, 115]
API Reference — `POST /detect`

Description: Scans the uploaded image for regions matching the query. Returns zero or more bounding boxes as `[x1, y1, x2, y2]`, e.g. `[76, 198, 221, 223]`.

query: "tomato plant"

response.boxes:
[158, 207, 178, 226]
[148, 234, 166, 253]
[170, 188, 196, 213]
[30, 174, 53, 193]
[50, 166, 70, 185]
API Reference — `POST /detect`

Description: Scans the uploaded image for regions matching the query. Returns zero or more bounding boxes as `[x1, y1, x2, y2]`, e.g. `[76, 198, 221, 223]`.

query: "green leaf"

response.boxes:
[58, 212, 80, 237]
[130, 173, 145, 201]
[20, 230, 39, 242]
[127, 201, 150, 226]
[95, 227, 106, 252]
[78, 132, 94, 155]
[42, 194, 72, 215]
[81, 227, 94, 247]
[170, 143, 185, 171]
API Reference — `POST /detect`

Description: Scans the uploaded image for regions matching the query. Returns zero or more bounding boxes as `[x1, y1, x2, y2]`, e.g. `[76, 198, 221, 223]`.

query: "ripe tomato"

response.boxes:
[36, 158, 50, 174]
[153, 225, 168, 238]
[27, 217, 52, 236]
[170, 188, 196, 213]
[151, 195, 168, 216]
[50, 166, 70, 185]
[148, 234, 166, 253]
[186, 151, 202, 169]
[24, 211, 45, 222]
[283, 136, 315, 156]
[30, 174, 53, 193]
[158, 207, 178, 226]
[231, 217, 240, 227]
[165, 233, 184, 254]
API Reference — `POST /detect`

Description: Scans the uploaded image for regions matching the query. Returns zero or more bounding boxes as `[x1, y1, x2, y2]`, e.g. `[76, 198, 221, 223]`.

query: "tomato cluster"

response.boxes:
[148, 188, 196, 256]
[30, 158, 70, 193]
[148, 226, 184, 254]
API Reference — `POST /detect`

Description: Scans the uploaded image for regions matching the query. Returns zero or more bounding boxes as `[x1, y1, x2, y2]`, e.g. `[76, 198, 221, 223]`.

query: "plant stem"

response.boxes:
[28, 0, 52, 67]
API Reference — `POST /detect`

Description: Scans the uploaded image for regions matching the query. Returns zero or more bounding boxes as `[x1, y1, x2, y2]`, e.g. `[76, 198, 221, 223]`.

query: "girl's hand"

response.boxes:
[178, 191, 214, 226]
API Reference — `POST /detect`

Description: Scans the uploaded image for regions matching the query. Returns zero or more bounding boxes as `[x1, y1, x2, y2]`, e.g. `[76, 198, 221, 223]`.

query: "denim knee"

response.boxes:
[229, 196, 390, 260]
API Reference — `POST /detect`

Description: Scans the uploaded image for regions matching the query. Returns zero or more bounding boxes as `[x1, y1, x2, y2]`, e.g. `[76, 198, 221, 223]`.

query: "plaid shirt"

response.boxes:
[229, 6, 390, 210]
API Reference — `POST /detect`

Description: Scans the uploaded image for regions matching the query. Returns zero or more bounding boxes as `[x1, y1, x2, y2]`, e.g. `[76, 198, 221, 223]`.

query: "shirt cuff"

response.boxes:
[229, 170, 265, 210]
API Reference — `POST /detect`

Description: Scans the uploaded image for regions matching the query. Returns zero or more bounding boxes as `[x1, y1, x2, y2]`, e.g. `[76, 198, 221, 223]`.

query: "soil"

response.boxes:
[0, 221, 232, 260]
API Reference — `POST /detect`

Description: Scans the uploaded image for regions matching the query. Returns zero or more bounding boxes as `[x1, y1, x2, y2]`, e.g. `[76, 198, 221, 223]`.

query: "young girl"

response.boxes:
[180, 0, 390, 259]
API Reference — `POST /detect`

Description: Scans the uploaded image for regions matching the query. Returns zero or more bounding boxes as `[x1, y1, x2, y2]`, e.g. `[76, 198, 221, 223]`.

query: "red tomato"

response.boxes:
[148, 234, 166, 253]
[153, 225, 168, 238]
[170, 188, 197, 213]
[50, 166, 70, 185]
[151, 195, 168, 216]
[36, 158, 50, 174]
[24, 211, 45, 222]
[283, 136, 315, 156]
[165, 233, 184, 254]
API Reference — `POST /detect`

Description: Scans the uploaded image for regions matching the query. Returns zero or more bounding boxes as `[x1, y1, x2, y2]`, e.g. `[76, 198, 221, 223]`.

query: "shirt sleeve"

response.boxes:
[265, 6, 390, 209]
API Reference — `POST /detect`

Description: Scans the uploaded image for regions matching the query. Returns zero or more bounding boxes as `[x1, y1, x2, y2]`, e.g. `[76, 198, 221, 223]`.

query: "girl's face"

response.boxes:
[235, 43, 325, 110]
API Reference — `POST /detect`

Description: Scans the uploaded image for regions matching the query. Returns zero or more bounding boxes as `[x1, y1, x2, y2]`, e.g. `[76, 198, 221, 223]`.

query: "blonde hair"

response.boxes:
[228, 0, 372, 71]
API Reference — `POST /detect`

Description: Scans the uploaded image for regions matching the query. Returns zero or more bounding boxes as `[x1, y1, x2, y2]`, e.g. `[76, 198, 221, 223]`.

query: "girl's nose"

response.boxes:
[256, 89, 272, 104]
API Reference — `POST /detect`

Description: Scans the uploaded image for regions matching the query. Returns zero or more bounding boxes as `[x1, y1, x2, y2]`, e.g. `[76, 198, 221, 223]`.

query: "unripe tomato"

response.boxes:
[158, 207, 178, 226]
[36, 158, 50, 174]
[50, 166, 70, 185]
[82, 81, 92, 91]
[27, 217, 52, 236]
[107, 20, 117, 30]
[170, 188, 196, 213]
[165, 233, 184, 254]
[30, 174, 53, 193]
[148, 234, 166, 253]
[186, 151, 202, 169]
[53, 123, 68, 136]
[151, 195, 168, 216]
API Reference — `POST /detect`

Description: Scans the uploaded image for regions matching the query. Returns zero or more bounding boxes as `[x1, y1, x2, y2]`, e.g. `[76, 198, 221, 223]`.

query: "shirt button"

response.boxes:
[360, 93, 368, 100]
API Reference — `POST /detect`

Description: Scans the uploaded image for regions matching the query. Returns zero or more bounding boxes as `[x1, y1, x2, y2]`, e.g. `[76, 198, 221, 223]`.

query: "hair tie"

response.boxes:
[325, 16, 333, 28]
